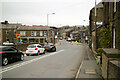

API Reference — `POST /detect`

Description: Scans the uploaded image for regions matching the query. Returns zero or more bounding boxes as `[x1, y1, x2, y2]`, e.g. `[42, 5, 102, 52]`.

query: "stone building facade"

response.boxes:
[98, 1, 120, 79]
[89, 2, 104, 51]
[114, 2, 120, 50]
[16, 26, 50, 45]
[79, 28, 88, 43]
[48, 28, 55, 44]
[103, 1, 120, 49]
[0, 21, 22, 45]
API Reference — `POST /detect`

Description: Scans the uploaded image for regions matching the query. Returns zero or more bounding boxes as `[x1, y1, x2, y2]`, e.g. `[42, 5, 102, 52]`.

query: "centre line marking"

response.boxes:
[0, 50, 64, 73]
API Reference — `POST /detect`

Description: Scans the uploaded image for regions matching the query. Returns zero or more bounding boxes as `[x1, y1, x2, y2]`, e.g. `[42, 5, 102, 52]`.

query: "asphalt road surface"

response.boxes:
[1, 40, 90, 79]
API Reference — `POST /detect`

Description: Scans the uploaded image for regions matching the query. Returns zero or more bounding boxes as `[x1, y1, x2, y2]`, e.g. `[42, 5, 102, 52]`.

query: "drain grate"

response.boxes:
[84, 69, 97, 75]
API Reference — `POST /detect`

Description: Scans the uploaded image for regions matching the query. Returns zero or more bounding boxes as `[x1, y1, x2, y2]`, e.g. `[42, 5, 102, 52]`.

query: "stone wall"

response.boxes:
[102, 48, 120, 80]
[102, 53, 108, 79]
[15, 43, 31, 51]
[108, 60, 120, 79]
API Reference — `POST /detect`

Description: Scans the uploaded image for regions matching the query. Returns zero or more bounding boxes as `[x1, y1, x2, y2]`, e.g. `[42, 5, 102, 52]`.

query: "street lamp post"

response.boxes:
[95, 0, 97, 50]
[46, 13, 55, 44]
[47, 13, 55, 26]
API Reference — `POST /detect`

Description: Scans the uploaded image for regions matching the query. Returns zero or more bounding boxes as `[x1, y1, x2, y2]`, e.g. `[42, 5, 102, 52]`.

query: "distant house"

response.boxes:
[79, 28, 88, 43]
[70, 31, 79, 41]
[50, 27, 58, 44]
[0, 21, 22, 45]
[16, 26, 50, 45]
[59, 28, 73, 39]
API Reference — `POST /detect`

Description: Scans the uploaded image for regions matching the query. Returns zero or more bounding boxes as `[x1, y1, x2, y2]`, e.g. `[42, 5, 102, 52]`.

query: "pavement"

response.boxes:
[76, 43, 103, 80]
[62, 41, 103, 79]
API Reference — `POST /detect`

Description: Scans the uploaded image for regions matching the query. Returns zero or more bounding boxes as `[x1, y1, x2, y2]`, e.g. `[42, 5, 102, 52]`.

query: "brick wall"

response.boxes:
[15, 43, 30, 51]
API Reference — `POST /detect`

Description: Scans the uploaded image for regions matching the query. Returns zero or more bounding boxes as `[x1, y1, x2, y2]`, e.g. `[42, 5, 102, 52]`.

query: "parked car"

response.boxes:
[3, 42, 14, 45]
[26, 44, 45, 56]
[0, 46, 24, 66]
[67, 38, 72, 42]
[60, 37, 63, 40]
[44, 43, 56, 52]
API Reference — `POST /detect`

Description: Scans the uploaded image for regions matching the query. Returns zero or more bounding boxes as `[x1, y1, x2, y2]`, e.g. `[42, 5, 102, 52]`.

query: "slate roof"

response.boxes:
[64, 29, 73, 32]
[17, 26, 50, 31]
[92, 2, 103, 9]
[71, 31, 79, 34]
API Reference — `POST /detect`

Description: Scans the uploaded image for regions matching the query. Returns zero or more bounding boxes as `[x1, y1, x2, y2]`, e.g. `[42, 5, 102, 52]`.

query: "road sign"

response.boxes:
[16, 34, 21, 39]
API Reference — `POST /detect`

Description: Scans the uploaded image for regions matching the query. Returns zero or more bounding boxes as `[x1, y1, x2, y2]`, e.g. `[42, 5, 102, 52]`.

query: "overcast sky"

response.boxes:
[1, 0, 102, 27]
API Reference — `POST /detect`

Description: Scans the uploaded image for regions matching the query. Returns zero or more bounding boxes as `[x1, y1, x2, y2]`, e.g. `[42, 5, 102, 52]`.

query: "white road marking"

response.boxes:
[75, 61, 83, 80]
[0, 50, 64, 73]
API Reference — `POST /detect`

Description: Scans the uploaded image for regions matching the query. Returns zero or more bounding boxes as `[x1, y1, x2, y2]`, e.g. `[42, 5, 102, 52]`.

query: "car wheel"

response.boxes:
[43, 51, 45, 54]
[3, 58, 8, 66]
[26, 54, 29, 56]
[54, 48, 56, 51]
[37, 51, 40, 55]
[52, 48, 56, 52]
[20, 54, 24, 61]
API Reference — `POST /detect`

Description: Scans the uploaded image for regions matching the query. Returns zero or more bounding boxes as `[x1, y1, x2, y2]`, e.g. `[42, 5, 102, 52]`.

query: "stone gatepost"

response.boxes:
[101, 48, 120, 80]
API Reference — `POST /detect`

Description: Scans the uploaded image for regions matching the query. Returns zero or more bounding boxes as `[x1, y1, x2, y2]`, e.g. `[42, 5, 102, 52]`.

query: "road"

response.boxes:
[1, 40, 91, 79]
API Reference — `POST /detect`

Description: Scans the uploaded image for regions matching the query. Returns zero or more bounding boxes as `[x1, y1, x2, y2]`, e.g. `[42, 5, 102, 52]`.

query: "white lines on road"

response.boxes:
[0, 50, 64, 73]
[75, 61, 83, 80]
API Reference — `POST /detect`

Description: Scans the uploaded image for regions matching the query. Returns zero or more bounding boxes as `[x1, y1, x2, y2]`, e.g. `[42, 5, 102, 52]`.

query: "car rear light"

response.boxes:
[50, 46, 52, 48]
[35, 48, 38, 50]
[26, 48, 28, 50]
[0, 52, 4, 54]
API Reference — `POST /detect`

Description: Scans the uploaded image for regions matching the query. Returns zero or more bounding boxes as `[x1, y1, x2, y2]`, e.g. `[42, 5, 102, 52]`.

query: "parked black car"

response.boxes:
[44, 43, 56, 52]
[0, 46, 24, 66]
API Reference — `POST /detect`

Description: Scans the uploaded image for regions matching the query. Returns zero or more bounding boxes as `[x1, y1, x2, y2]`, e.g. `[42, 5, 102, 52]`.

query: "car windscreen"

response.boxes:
[27, 46, 36, 48]
[0, 47, 7, 51]
[44, 45, 50, 48]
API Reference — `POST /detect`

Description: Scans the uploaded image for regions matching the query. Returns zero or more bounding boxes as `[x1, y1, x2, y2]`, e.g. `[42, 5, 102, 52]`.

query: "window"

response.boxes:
[20, 31, 26, 36]
[114, 0, 117, 12]
[83, 33, 85, 37]
[21, 38, 27, 43]
[31, 31, 36, 36]
[28, 45, 36, 48]
[14, 30, 16, 34]
[40, 39, 43, 43]
[6, 30, 9, 34]
[44, 31, 47, 36]
[113, 28, 116, 48]
[6, 37, 9, 42]
[51, 32, 52, 37]
[37, 45, 41, 48]
[29, 38, 38, 43]
[40, 31, 43, 36]
[4, 47, 17, 52]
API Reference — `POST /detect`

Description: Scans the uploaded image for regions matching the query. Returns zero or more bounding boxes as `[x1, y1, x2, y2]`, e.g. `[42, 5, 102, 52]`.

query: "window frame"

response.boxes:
[31, 31, 36, 36]
[20, 31, 26, 36]
[40, 31, 43, 36]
